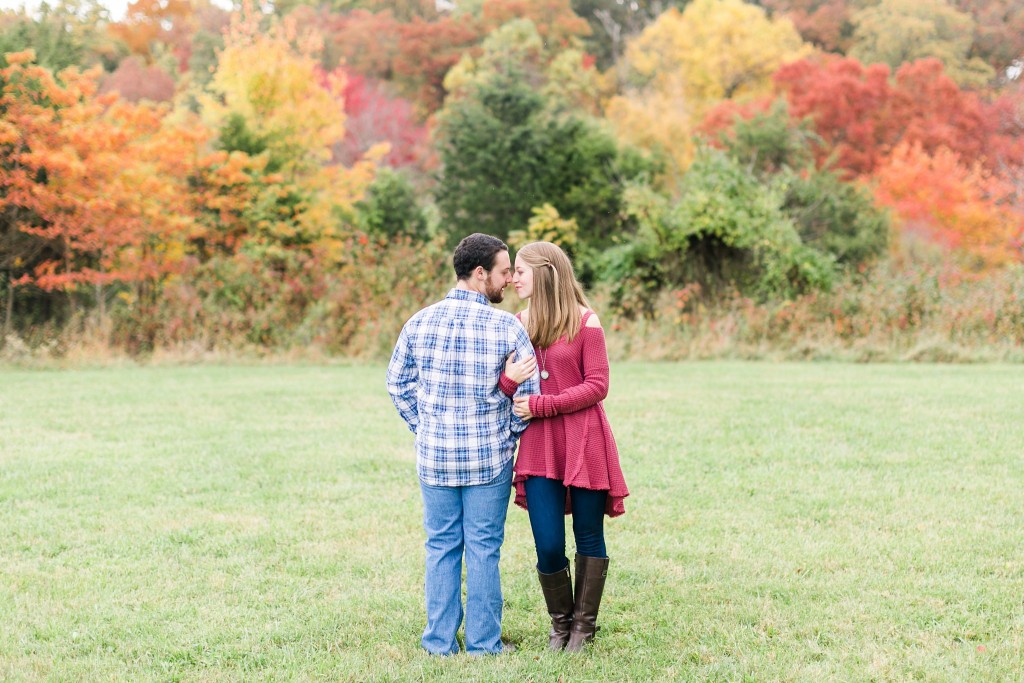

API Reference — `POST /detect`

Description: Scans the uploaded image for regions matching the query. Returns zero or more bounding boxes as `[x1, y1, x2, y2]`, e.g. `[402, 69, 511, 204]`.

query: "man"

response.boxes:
[386, 233, 539, 656]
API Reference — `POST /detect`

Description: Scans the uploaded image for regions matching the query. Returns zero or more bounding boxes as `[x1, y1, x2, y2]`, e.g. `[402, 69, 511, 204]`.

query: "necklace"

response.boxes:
[537, 347, 549, 380]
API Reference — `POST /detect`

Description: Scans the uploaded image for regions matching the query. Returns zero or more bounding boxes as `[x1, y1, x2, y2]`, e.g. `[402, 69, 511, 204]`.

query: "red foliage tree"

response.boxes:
[760, 0, 853, 53]
[327, 68, 430, 170]
[480, 0, 591, 47]
[772, 56, 1021, 176]
[99, 56, 175, 103]
[771, 56, 895, 175]
[392, 16, 485, 114]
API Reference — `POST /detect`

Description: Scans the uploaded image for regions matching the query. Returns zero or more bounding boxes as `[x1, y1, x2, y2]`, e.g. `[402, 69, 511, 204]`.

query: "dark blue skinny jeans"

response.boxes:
[523, 476, 607, 574]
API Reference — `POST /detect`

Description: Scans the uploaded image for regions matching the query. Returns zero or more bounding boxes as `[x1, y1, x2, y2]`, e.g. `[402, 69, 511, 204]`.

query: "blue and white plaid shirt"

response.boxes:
[387, 288, 539, 487]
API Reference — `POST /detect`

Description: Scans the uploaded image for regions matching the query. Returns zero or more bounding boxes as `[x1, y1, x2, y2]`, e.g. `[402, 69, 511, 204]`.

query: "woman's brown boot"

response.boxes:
[537, 564, 574, 650]
[565, 554, 609, 652]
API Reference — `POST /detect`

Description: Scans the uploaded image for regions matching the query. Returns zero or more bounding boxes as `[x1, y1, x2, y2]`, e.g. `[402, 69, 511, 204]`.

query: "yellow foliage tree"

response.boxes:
[604, 86, 695, 188]
[624, 0, 810, 106]
[606, 0, 810, 184]
[197, 1, 382, 261]
[201, 3, 344, 175]
[508, 203, 579, 251]
[850, 0, 994, 89]
[444, 18, 601, 115]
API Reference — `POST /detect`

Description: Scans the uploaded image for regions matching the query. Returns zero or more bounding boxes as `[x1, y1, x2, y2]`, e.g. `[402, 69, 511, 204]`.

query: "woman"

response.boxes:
[500, 241, 629, 652]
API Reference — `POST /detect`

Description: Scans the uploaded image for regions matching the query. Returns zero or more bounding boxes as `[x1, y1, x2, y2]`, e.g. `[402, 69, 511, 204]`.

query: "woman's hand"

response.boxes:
[513, 395, 533, 420]
[504, 352, 537, 384]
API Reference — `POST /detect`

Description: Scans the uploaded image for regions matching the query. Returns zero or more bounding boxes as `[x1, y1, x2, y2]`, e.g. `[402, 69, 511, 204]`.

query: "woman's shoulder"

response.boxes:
[580, 307, 602, 329]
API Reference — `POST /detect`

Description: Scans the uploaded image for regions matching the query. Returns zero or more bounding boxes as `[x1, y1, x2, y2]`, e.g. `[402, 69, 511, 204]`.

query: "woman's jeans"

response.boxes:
[523, 476, 607, 574]
[419, 458, 512, 655]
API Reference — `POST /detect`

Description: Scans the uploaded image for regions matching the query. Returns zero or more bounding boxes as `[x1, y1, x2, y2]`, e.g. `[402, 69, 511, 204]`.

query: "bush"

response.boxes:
[596, 257, 1024, 362]
[355, 168, 429, 241]
[606, 149, 836, 315]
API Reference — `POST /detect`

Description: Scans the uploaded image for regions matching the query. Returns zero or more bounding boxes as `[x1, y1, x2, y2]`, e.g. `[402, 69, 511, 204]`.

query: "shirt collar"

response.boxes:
[445, 288, 490, 307]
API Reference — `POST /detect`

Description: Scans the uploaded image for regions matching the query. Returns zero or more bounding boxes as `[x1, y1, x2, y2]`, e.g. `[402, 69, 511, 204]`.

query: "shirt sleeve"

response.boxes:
[528, 326, 609, 418]
[509, 323, 539, 436]
[386, 326, 419, 434]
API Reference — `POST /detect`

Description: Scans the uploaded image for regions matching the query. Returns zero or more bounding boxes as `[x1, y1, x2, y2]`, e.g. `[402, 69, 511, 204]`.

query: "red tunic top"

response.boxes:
[501, 310, 629, 517]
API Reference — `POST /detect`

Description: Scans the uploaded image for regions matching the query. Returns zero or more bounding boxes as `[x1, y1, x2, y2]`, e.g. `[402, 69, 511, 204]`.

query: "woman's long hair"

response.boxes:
[517, 242, 590, 349]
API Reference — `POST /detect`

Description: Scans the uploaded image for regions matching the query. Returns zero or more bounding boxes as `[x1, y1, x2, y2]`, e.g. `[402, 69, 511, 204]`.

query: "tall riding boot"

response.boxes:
[565, 554, 609, 652]
[537, 563, 574, 651]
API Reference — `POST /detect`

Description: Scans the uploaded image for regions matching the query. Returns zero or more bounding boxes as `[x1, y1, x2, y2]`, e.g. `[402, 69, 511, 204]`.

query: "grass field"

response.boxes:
[1, 362, 1023, 681]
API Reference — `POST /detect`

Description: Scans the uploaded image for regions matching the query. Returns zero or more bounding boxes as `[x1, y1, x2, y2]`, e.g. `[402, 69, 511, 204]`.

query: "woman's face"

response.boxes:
[513, 255, 534, 300]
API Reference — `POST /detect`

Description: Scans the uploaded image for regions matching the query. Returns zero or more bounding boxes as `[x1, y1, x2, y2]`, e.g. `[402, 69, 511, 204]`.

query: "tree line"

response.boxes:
[1, 0, 1021, 356]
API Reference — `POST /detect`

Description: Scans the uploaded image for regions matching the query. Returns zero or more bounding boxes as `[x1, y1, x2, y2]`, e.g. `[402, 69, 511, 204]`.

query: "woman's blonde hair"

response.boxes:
[517, 242, 590, 349]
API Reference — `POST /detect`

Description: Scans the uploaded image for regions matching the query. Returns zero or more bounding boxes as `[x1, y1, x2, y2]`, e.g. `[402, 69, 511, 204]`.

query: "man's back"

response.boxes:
[387, 289, 536, 487]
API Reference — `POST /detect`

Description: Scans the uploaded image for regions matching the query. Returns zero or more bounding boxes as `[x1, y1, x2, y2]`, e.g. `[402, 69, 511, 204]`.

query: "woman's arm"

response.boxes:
[500, 351, 535, 396]
[527, 316, 609, 418]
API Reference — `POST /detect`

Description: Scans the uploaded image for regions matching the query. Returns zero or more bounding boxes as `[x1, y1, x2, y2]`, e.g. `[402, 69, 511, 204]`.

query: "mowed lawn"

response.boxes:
[1, 362, 1022, 681]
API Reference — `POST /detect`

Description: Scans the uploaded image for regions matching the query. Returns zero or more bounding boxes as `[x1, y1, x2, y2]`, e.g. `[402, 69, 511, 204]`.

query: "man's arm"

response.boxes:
[386, 327, 419, 434]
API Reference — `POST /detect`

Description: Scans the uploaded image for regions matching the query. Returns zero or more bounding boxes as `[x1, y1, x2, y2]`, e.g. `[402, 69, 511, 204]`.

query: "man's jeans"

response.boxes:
[419, 458, 513, 655]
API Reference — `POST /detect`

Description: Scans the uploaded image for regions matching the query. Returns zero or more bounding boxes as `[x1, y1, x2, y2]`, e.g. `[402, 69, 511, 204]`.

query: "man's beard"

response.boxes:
[485, 282, 505, 304]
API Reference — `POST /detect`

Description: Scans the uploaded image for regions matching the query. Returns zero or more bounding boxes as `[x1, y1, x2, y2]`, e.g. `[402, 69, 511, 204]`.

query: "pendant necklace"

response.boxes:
[538, 347, 549, 380]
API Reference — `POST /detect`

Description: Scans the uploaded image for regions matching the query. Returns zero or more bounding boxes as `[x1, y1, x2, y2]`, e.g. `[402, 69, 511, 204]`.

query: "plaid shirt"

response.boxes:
[387, 288, 539, 487]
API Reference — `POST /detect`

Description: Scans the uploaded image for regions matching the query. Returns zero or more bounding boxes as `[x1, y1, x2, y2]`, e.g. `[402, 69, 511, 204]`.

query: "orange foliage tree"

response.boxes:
[109, 0, 194, 65]
[0, 49, 204, 319]
[874, 142, 1023, 268]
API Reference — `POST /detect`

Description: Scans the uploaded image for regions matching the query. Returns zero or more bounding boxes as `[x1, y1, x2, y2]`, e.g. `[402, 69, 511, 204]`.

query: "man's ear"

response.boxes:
[474, 265, 486, 281]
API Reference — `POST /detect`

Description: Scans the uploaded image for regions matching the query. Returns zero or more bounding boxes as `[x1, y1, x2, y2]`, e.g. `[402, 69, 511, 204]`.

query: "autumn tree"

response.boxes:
[0, 1, 120, 72]
[770, 56, 1016, 177]
[478, 0, 591, 49]
[874, 142, 1023, 268]
[952, 0, 1024, 78]
[109, 0, 193, 63]
[197, 1, 381, 270]
[849, 0, 994, 88]
[0, 50, 205, 329]
[622, 0, 809, 106]
[99, 56, 175, 102]
[758, 0, 854, 53]
[608, 0, 809, 183]
[324, 8, 481, 116]
[330, 69, 429, 170]
[444, 18, 600, 114]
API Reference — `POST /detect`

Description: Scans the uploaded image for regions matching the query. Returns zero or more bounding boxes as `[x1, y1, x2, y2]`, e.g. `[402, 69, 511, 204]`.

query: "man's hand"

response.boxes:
[513, 395, 533, 420]
[504, 351, 537, 384]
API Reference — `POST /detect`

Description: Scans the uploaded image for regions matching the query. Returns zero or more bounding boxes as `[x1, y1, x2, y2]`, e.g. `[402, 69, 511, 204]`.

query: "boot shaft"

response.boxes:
[566, 554, 609, 651]
[538, 564, 574, 651]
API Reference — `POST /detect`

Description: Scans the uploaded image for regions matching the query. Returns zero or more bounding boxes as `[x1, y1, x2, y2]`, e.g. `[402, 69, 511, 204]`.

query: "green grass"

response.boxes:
[1, 362, 1023, 681]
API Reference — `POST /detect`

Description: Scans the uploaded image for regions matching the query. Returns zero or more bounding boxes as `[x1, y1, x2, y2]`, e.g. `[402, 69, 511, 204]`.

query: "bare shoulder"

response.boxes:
[584, 309, 602, 328]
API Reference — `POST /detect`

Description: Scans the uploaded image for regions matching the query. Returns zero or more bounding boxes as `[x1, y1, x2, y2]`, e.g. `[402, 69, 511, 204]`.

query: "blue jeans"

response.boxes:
[419, 458, 513, 655]
[523, 476, 608, 574]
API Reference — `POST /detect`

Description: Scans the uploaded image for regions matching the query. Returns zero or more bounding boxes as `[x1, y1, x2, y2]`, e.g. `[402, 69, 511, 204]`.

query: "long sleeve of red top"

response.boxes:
[528, 327, 609, 418]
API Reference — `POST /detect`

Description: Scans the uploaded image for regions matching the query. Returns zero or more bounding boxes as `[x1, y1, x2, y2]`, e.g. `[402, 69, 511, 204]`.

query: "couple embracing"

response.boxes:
[386, 233, 629, 656]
